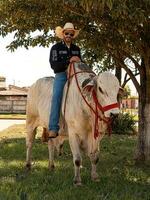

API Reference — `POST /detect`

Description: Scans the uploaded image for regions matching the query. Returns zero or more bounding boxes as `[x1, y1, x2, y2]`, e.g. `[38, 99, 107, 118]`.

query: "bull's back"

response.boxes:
[26, 77, 54, 128]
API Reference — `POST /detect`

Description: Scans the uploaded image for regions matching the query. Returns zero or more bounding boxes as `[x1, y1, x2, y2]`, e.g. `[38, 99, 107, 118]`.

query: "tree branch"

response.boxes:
[63, 3, 87, 18]
[109, 50, 141, 94]
[122, 72, 140, 88]
[117, 59, 140, 95]
[119, 49, 144, 74]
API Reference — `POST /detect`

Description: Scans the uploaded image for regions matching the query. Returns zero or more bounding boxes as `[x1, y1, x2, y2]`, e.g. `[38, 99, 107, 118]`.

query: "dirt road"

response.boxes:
[0, 119, 26, 131]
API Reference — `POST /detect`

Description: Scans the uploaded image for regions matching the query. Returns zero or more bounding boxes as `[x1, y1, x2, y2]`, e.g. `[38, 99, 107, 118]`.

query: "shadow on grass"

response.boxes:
[0, 135, 150, 200]
[0, 137, 52, 161]
[0, 160, 150, 200]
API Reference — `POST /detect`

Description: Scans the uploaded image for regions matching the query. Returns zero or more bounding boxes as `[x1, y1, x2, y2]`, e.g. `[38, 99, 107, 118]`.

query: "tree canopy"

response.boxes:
[0, 0, 149, 86]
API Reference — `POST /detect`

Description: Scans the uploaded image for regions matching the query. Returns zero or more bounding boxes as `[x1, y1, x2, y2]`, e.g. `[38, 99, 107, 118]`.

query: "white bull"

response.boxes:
[26, 62, 120, 185]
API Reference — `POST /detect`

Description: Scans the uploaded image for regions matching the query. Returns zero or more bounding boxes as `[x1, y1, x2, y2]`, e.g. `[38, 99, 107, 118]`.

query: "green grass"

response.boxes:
[0, 125, 150, 200]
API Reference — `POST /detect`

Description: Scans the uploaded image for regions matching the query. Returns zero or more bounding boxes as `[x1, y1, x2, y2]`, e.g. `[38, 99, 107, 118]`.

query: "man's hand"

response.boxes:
[70, 56, 81, 63]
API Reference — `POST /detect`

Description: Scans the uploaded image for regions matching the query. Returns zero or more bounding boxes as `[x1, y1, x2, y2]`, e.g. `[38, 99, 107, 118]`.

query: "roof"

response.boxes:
[0, 90, 27, 96]
[0, 85, 29, 96]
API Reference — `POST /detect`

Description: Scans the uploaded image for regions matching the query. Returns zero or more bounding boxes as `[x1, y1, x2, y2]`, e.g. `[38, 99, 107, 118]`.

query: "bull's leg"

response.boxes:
[89, 152, 100, 182]
[48, 139, 55, 170]
[55, 137, 63, 156]
[26, 126, 37, 170]
[54, 136, 67, 156]
[48, 135, 67, 169]
[69, 134, 82, 186]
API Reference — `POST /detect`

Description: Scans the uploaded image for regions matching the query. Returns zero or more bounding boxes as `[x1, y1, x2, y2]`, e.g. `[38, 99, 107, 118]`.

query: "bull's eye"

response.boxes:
[98, 87, 104, 94]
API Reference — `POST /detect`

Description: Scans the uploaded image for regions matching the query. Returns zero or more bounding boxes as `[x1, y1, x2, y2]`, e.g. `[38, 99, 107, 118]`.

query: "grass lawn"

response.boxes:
[0, 124, 150, 200]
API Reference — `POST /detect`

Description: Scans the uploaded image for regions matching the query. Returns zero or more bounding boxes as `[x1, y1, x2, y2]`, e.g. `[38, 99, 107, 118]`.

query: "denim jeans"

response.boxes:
[49, 71, 67, 132]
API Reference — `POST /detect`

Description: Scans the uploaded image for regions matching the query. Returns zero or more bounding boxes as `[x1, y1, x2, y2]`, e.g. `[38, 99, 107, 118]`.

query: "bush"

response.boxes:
[112, 113, 137, 135]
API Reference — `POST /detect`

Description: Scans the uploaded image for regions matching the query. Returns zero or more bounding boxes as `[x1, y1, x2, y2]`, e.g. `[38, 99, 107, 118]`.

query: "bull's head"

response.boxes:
[95, 72, 120, 118]
[83, 72, 121, 118]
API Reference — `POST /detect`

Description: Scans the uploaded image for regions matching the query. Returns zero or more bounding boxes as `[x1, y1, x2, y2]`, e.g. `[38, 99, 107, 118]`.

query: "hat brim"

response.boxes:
[55, 26, 79, 39]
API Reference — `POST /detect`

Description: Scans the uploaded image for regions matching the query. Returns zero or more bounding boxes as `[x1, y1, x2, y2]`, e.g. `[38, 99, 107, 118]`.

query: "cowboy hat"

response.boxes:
[55, 22, 79, 39]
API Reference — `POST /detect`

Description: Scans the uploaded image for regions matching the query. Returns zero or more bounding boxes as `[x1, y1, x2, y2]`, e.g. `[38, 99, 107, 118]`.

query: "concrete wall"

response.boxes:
[0, 95, 27, 114]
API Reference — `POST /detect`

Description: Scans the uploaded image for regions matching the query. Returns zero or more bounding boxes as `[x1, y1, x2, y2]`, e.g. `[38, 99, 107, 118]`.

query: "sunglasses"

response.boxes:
[64, 32, 74, 37]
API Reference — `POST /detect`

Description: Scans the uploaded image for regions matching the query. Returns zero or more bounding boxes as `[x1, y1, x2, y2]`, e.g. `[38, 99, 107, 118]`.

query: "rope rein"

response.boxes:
[63, 63, 95, 119]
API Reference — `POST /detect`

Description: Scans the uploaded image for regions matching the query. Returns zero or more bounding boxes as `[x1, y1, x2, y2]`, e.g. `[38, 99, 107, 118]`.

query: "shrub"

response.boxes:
[112, 113, 137, 135]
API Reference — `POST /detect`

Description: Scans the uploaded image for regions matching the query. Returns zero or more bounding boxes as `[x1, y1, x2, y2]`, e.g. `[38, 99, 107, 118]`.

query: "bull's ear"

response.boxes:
[82, 79, 94, 92]
[93, 75, 97, 90]
[82, 75, 97, 93]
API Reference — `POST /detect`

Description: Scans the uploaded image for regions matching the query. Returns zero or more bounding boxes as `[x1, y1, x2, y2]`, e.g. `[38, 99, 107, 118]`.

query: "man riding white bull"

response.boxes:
[48, 22, 81, 139]
[25, 22, 121, 185]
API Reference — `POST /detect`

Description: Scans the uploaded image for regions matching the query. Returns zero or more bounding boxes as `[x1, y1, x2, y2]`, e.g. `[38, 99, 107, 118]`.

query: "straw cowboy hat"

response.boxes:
[55, 22, 80, 39]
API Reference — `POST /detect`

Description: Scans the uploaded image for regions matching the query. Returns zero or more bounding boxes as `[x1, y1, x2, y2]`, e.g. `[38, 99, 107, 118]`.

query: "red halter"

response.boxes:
[91, 89, 119, 138]
[92, 90, 119, 113]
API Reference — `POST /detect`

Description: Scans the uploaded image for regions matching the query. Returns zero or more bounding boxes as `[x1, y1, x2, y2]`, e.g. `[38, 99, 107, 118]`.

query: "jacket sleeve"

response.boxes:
[49, 45, 69, 73]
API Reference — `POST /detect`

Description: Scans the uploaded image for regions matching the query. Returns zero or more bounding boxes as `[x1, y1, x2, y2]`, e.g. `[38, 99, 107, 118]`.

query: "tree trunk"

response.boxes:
[135, 57, 150, 162]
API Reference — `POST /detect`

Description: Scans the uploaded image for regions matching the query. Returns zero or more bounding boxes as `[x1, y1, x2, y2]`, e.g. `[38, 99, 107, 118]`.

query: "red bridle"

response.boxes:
[64, 62, 119, 139]
[92, 90, 119, 113]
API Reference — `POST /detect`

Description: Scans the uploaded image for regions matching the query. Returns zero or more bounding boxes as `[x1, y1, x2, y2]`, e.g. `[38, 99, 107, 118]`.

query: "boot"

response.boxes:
[48, 130, 58, 139]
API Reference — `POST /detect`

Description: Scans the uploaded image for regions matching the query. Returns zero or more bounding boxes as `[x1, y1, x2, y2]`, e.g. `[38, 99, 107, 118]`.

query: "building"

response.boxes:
[0, 84, 29, 114]
[121, 97, 138, 109]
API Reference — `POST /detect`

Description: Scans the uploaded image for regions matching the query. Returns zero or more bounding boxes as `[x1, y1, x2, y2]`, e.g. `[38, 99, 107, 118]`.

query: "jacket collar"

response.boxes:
[61, 40, 73, 48]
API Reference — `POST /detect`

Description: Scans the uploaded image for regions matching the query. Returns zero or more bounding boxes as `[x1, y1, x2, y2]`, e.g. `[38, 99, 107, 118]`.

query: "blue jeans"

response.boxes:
[49, 71, 67, 132]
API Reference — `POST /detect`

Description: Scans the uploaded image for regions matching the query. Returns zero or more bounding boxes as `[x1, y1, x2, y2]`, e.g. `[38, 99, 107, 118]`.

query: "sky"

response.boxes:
[1, 34, 54, 87]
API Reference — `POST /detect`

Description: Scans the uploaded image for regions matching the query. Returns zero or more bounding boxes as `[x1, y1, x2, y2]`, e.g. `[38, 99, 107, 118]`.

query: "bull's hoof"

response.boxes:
[25, 163, 31, 171]
[48, 164, 55, 171]
[92, 177, 100, 182]
[91, 173, 100, 182]
[73, 181, 82, 186]
[73, 178, 82, 186]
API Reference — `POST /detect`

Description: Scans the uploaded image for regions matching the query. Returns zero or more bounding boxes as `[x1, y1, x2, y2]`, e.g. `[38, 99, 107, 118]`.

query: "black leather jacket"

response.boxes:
[49, 41, 81, 73]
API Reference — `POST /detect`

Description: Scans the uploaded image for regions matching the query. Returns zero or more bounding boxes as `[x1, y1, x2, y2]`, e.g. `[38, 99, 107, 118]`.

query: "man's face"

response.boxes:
[63, 30, 74, 43]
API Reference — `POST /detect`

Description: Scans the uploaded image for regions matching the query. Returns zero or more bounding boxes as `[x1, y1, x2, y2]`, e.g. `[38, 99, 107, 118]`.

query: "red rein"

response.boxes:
[64, 63, 119, 139]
